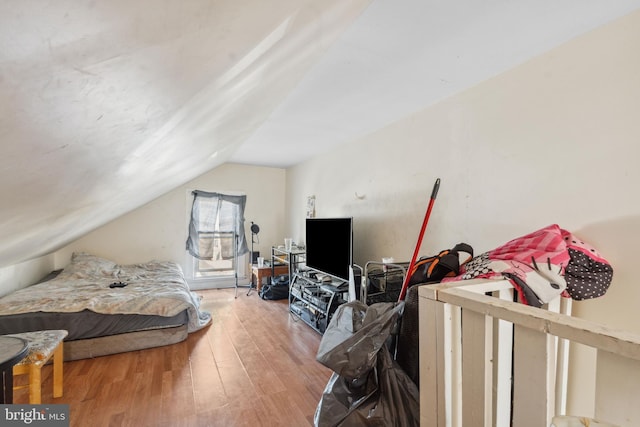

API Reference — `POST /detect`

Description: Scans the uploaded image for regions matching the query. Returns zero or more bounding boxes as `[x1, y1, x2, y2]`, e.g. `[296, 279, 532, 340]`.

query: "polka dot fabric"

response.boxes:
[461, 253, 492, 280]
[561, 230, 614, 300]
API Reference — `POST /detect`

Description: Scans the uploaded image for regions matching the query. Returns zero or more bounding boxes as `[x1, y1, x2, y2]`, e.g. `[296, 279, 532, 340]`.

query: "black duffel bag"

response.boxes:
[259, 274, 290, 300]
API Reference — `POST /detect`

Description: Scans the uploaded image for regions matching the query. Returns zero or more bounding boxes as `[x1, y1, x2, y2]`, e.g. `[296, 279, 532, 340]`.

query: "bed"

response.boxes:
[0, 252, 212, 360]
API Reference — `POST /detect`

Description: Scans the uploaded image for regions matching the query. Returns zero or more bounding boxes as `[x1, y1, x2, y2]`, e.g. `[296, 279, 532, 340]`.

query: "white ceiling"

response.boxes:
[1, 0, 639, 267]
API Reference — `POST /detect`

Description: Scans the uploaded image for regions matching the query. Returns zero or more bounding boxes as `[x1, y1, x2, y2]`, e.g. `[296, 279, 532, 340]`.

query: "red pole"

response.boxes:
[398, 178, 440, 301]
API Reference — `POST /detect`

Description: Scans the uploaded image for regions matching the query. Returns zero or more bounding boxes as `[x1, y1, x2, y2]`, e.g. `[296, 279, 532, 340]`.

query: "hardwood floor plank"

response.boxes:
[12, 288, 333, 426]
[191, 357, 229, 412]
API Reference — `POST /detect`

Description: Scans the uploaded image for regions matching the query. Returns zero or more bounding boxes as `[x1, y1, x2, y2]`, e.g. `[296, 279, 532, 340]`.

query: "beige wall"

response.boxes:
[286, 10, 640, 421]
[55, 163, 286, 282]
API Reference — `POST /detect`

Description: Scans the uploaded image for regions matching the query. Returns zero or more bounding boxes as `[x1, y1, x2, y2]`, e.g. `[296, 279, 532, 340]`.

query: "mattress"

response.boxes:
[0, 309, 189, 340]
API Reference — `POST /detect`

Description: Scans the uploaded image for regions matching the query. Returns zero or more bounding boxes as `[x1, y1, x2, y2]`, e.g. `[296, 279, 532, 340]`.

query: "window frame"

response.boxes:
[184, 190, 249, 289]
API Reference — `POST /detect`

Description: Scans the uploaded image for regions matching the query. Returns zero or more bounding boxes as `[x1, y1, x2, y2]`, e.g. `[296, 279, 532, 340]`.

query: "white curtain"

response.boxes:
[185, 191, 248, 260]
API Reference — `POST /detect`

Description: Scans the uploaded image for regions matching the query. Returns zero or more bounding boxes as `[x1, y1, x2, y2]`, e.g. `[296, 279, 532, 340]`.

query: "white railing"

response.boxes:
[418, 279, 640, 427]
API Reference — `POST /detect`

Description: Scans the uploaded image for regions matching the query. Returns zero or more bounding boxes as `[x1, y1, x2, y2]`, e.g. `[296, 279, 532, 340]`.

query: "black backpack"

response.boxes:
[407, 243, 473, 286]
[259, 275, 290, 300]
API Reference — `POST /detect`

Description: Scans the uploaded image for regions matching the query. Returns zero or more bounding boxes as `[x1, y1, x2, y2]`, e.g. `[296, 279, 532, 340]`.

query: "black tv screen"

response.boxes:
[305, 217, 353, 281]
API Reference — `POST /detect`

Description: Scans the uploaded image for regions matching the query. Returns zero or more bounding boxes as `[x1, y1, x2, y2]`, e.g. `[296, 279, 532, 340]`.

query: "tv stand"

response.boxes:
[289, 270, 349, 334]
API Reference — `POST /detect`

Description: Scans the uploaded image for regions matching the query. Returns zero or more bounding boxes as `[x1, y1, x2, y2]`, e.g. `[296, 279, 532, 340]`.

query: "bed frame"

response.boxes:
[63, 324, 188, 361]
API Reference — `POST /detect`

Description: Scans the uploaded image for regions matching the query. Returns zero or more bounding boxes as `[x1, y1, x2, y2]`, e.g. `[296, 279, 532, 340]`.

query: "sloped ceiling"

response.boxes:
[1, 0, 639, 268]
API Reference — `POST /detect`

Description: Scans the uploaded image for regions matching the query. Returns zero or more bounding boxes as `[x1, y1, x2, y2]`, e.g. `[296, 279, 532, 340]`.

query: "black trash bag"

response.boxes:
[314, 301, 420, 427]
[316, 301, 400, 380]
[259, 275, 289, 300]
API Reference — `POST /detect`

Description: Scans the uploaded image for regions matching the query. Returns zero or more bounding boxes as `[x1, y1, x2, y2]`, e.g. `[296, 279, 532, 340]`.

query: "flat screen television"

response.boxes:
[305, 217, 353, 281]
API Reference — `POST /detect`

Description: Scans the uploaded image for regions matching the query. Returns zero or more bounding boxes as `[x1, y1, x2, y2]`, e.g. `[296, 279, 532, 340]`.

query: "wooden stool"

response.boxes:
[11, 330, 68, 404]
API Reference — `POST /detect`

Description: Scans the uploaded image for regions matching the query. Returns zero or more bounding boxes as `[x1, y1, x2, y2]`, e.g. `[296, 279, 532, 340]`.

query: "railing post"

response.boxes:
[554, 297, 571, 416]
[461, 308, 492, 427]
[420, 296, 447, 427]
[512, 324, 555, 426]
[447, 304, 462, 427]
[494, 288, 514, 427]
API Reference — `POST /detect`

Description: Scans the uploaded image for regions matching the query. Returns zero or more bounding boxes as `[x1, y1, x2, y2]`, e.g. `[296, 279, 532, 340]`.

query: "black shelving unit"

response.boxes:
[289, 271, 348, 334]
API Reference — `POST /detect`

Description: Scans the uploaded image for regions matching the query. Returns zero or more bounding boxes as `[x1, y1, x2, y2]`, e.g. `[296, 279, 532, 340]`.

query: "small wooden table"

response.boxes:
[12, 330, 68, 404]
[0, 335, 28, 404]
[252, 264, 289, 292]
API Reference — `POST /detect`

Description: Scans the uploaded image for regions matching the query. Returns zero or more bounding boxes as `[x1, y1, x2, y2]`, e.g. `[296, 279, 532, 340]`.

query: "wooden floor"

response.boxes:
[13, 288, 333, 427]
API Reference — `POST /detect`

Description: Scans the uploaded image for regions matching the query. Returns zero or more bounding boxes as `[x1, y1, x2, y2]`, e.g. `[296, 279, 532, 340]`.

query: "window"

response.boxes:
[193, 231, 237, 278]
[185, 191, 249, 287]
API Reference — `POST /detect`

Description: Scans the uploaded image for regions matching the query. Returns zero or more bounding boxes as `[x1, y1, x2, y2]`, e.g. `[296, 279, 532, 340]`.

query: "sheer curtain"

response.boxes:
[185, 191, 249, 260]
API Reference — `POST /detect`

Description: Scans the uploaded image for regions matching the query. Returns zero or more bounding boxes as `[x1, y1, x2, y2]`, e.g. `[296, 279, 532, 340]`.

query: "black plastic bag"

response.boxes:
[314, 301, 420, 426]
